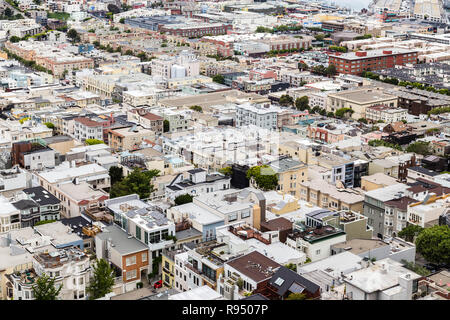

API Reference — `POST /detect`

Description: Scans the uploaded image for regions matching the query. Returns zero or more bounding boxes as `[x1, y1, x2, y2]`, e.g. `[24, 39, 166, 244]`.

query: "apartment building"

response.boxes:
[268, 156, 308, 198]
[73, 117, 103, 142]
[127, 109, 164, 133]
[299, 179, 364, 213]
[329, 49, 418, 75]
[408, 194, 450, 228]
[365, 105, 408, 124]
[11, 141, 55, 171]
[327, 88, 398, 120]
[6, 247, 90, 300]
[235, 103, 293, 131]
[95, 224, 150, 293]
[105, 194, 176, 265]
[107, 126, 156, 152]
[0, 195, 21, 233]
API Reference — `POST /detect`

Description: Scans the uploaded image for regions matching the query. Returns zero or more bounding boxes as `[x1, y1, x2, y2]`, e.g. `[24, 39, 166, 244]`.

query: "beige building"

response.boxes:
[361, 172, 398, 191]
[327, 88, 398, 120]
[108, 126, 156, 152]
[269, 157, 308, 198]
[299, 179, 364, 213]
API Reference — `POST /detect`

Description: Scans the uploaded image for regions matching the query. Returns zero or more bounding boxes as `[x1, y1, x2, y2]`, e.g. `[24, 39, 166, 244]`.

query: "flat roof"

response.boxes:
[96, 224, 148, 256]
[168, 285, 223, 300]
[298, 251, 362, 278]
[226, 251, 281, 283]
[34, 221, 83, 247]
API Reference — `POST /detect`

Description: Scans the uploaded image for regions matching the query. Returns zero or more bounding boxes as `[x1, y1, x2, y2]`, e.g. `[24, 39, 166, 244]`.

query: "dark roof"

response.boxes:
[260, 217, 293, 231]
[384, 196, 416, 210]
[269, 266, 320, 296]
[22, 186, 60, 205]
[226, 251, 281, 283]
[240, 293, 269, 300]
[187, 168, 206, 174]
[12, 199, 37, 210]
[60, 216, 93, 239]
[408, 166, 439, 177]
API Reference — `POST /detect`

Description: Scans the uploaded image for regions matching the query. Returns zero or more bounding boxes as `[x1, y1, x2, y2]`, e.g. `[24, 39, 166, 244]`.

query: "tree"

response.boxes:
[398, 225, 423, 242]
[174, 194, 194, 206]
[67, 29, 79, 42]
[286, 292, 307, 300]
[401, 260, 430, 277]
[298, 62, 308, 71]
[406, 141, 431, 156]
[125, 49, 133, 56]
[325, 64, 337, 76]
[87, 259, 115, 300]
[218, 166, 232, 176]
[107, 4, 120, 14]
[32, 273, 62, 300]
[357, 118, 368, 124]
[163, 119, 170, 132]
[295, 96, 309, 111]
[110, 168, 159, 199]
[335, 107, 354, 119]
[4, 7, 12, 17]
[189, 105, 203, 112]
[212, 74, 225, 84]
[314, 34, 325, 41]
[246, 165, 278, 191]
[416, 225, 450, 264]
[9, 35, 21, 43]
[285, 263, 297, 272]
[108, 166, 123, 185]
[119, 18, 125, 23]
[85, 139, 104, 145]
[279, 94, 294, 106]
[312, 64, 326, 75]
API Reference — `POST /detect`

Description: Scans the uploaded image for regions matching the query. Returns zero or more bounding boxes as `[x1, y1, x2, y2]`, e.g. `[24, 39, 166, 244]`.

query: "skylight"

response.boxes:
[274, 277, 284, 286]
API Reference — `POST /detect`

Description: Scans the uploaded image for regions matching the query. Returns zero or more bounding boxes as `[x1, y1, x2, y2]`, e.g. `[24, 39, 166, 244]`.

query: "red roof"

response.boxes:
[74, 117, 102, 127]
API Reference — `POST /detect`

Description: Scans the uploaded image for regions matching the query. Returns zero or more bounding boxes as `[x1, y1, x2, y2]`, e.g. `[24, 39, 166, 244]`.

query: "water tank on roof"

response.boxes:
[171, 65, 186, 79]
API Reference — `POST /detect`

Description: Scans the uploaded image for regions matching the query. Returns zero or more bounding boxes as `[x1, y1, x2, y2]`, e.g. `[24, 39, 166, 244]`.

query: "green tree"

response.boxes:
[357, 118, 368, 124]
[286, 292, 307, 300]
[406, 141, 431, 156]
[163, 119, 170, 132]
[85, 139, 105, 145]
[9, 35, 21, 43]
[174, 194, 194, 206]
[108, 166, 123, 185]
[325, 64, 337, 76]
[87, 259, 115, 300]
[218, 167, 232, 176]
[416, 225, 450, 264]
[44, 122, 55, 129]
[125, 49, 133, 56]
[32, 273, 62, 300]
[335, 107, 354, 119]
[298, 62, 308, 71]
[401, 260, 430, 277]
[279, 94, 294, 106]
[398, 225, 424, 242]
[212, 74, 225, 84]
[119, 18, 125, 23]
[285, 263, 297, 272]
[246, 165, 278, 191]
[67, 29, 79, 42]
[314, 34, 325, 41]
[189, 105, 203, 112]
[110, 168, 159, 199]
[295, 96, 309, 111]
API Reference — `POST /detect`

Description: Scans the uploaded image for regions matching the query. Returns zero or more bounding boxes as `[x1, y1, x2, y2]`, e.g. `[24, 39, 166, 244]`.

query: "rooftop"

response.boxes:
[227, 251, 281, 283]
[96, 224, 148, 256]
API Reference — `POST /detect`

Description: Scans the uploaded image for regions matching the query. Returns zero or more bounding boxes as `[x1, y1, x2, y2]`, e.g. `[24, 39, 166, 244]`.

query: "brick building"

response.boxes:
[329, 49, 418, 75]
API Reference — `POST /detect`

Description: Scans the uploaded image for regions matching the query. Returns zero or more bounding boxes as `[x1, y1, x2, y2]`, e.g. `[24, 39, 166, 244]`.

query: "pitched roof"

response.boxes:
[269, 266, 320, 296]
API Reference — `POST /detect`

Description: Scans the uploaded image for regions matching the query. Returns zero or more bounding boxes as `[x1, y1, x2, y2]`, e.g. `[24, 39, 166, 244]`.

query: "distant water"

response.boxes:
[317, 0, 373, 11]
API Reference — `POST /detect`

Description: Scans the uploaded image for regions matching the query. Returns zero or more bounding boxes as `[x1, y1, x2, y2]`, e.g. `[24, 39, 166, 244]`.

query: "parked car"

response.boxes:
[153, 280, 162, 289]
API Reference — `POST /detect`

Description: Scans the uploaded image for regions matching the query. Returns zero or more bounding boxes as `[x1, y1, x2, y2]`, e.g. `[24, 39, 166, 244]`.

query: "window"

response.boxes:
[316, 249, 321, 255]
[79, 277, 83, 285]
[126, 255, 136, 266]
[229, 213, 237, 222]
[136, 226, 141, 240]
[241, 210, 250, 219]
[142, 252, 147, 262]
[126, 269, 137, 280]
[144, 231, 148, 245]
